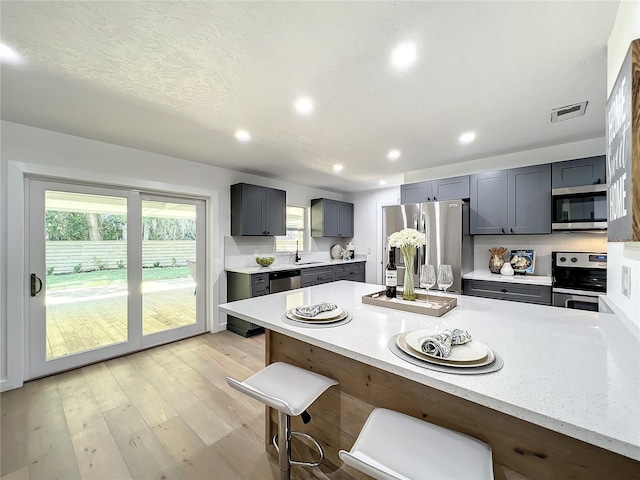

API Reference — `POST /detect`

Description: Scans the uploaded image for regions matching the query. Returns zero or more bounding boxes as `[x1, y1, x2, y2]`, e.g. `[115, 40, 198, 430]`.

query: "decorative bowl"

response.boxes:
[255, 257, 275, 267]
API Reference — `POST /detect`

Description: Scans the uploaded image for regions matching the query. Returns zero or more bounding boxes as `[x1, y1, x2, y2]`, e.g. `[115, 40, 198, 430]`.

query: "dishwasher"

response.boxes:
[269, 269, 301, 293]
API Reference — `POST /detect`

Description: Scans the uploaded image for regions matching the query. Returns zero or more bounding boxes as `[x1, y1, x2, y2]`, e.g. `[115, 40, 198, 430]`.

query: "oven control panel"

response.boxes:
[554, 252, 607, 269]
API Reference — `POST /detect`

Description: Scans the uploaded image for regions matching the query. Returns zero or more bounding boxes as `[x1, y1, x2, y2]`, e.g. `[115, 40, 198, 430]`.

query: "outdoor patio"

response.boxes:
[46, 278, 196, 359]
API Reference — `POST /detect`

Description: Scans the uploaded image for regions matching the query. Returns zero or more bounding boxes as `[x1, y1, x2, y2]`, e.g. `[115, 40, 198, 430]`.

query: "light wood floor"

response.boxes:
[46, 287, 196, 359]
[1, 332, 342, 480]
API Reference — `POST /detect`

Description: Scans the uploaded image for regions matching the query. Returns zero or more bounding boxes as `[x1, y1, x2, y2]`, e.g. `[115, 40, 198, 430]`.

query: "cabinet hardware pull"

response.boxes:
[433, 196, 437, 201]
[510, 228, 513, 233]
[501, 228, 505, 234]
[501, 289, 507, 293]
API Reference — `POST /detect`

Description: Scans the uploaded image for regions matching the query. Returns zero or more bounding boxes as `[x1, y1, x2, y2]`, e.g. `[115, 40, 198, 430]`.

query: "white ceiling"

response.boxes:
[0, 1, 619, 193]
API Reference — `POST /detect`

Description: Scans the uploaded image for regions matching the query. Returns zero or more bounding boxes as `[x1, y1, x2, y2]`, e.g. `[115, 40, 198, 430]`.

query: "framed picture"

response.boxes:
[509, 249, 535, 274]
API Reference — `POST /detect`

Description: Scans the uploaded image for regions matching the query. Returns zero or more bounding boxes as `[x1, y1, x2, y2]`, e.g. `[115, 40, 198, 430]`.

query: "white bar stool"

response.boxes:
[339, 408, 494, 480]
[226, 362, 338, 480]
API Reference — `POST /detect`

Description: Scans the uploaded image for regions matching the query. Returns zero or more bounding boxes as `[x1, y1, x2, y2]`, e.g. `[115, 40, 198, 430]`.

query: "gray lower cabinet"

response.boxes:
[335, 262, 365, 282]
[231, 183, 286, 236]
[311, 198, 354, 237]
[226, 262, 366, 336]
[470, 164, 551, 235]
[226, 272, 269, 336]
[552, 156, 606, 188]
[401, 175, 470, 204]
[300, 266, 336, 287]
[463, 279, 552, 305]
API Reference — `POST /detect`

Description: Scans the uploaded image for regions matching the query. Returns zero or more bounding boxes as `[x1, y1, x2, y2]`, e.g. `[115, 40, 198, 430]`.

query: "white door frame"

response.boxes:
[4, 161, 221, 392]
[26, 178, 207, 379]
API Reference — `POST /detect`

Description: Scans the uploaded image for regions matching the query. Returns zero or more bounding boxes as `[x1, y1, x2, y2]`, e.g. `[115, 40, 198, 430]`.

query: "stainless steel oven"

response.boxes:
[552, 252, 606, 311]
[552, 185, 607, 231]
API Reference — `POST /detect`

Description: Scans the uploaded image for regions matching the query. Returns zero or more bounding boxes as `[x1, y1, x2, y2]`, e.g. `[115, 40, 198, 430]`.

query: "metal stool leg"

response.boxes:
[277, 410, 291, 480]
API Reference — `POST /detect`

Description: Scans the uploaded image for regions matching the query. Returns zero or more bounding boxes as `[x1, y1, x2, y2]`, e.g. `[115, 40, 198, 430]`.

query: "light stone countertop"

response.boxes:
[225, 258, 366, 274]
[218, 281, 640, 461]
[463, 270, 553, 286]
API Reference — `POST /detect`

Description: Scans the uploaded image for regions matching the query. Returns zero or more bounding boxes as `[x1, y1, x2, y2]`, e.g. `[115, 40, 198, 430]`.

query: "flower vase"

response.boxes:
[402, 250, 416, 301]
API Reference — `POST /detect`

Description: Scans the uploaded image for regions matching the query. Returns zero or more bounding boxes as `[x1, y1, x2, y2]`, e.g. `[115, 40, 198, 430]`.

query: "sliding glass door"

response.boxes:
[27, 180, 205, 378]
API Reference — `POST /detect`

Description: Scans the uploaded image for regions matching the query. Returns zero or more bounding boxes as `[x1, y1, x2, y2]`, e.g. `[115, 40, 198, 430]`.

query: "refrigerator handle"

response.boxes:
[413, 214, 418, 231]
[420, 211, 427, 266]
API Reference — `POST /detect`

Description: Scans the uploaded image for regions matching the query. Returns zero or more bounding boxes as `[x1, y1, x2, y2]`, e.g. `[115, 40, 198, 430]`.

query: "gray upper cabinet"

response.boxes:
[231, 183, 286, 236]
[470, 170, 508, 234]
[311, 198, 354, 237]
[470, 164, 551, 235]
[552, 156, 606, 189]
[431, 175, 470, 201]
[401, 176, 469, 204]
[401, 181, 432, 204]
[508, 164, 551, 234]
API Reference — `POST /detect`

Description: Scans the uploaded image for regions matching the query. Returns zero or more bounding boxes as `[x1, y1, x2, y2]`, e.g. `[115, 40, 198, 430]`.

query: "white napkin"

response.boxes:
[421, 328, 472, 358]
[295, 302, 338, 318]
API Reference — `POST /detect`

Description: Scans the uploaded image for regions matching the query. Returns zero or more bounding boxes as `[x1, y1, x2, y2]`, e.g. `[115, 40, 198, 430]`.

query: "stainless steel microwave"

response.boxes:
[552, 184, 607, 231]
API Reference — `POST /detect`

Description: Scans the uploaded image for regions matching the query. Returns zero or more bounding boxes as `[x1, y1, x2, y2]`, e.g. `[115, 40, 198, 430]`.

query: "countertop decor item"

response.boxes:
[510, 249, 535, 274]
[500, 262, 514, 276]
[330, 244, 344, 259]
[346, 242, 355, 259]
[488, 247, 507, 274]
[388, 228, 427, 301]
[255, 256, 275, 267]
[361, 290, 456, 317]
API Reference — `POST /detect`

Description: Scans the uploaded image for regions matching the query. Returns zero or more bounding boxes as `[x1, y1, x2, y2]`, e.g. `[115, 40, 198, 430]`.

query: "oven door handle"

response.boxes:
[565, 297, 598, 308]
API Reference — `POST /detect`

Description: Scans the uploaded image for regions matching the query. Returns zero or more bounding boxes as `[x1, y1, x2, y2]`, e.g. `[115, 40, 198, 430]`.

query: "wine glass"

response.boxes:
[437, 264, 454, 303]
[419, 265, 436, 304]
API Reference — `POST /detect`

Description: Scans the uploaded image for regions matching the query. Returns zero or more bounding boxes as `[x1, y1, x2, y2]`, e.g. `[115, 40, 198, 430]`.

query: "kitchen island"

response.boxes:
[218, 281, 640, 479]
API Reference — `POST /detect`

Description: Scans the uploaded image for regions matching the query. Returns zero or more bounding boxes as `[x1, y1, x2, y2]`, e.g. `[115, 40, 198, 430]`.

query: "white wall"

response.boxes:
[346, 186, 401, 284]
[606, 1, 640, 327]
[0, 120, 342, 390]
[404, 137, 604, 183]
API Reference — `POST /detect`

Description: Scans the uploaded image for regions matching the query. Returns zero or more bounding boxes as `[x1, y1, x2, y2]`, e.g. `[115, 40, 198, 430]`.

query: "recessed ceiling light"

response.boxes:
[295, 96, 314, 115]
[0, 42, 23, 64]
[379, 180, 387, 186]
[459, 132, 476, 144]
[390, 42, 417, 71]
[333, 164, 344, 173]
[387, 149, 401, 161]
[235, 129, 251, 142]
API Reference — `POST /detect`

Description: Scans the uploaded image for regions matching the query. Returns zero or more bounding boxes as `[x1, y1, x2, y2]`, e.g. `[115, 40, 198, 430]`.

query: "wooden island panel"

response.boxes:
[265, 330, 640, 480]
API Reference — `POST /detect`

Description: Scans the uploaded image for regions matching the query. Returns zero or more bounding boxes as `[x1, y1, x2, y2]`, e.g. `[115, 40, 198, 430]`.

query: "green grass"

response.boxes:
[46, 266, 191, 290]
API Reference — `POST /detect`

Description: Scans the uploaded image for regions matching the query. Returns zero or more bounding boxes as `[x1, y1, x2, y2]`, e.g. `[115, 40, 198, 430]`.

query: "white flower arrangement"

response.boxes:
[388, 228, 426, 301]
[388, 228, 426, 250]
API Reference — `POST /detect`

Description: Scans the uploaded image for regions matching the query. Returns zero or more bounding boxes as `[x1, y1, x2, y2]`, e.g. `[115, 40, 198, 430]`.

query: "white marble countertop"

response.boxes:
[463, 270, 553, 286]
[218, 281, 640, 460]
[225, 258, 366, 274]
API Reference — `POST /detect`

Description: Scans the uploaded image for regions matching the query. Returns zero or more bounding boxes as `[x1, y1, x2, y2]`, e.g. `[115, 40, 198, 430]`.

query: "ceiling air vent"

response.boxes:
[550, 101, 588, 123]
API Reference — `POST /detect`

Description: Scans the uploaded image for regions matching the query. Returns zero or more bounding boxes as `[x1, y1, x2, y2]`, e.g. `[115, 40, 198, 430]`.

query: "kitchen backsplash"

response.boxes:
[473, 233, 607, 276]
[224, 236, 342, 269]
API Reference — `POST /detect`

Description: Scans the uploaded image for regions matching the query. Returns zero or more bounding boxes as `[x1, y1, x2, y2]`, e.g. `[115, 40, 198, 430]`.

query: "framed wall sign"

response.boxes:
[606, 39, 639, 242]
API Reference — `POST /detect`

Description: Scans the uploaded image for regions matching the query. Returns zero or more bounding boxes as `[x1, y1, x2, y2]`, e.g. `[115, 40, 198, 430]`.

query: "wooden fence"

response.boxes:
[46, 240, 196, 274]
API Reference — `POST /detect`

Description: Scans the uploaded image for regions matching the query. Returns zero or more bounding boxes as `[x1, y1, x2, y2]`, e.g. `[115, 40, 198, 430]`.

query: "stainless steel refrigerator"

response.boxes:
[382, 200, 474, 293]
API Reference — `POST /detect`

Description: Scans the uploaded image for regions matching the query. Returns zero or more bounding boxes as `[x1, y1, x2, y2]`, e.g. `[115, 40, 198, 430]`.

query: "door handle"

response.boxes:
[30, 273, 43, 297]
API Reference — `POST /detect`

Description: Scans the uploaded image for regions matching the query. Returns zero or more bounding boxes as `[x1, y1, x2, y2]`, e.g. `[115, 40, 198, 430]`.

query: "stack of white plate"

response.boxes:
[396, 329, 495, 368]
[285, 307, 348, 324]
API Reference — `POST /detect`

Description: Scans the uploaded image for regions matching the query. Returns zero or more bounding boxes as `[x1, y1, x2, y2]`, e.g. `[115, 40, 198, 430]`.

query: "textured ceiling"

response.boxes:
[0, 1, 619, 193]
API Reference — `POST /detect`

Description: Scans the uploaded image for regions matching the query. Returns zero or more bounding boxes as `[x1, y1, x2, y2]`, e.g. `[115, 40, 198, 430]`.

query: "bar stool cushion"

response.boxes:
[339, 408, 493, 480]
[226, 362, 338, 416]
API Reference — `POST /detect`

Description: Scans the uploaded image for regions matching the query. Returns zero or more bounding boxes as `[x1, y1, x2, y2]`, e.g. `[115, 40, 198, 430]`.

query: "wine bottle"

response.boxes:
[385, 249, 397, 298]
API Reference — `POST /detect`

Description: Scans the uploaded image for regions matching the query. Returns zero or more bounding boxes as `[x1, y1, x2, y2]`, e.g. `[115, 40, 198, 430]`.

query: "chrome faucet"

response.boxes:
[294, 241, 301, 263]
